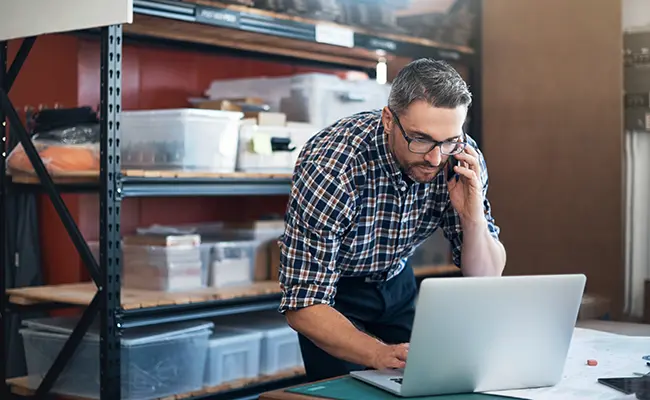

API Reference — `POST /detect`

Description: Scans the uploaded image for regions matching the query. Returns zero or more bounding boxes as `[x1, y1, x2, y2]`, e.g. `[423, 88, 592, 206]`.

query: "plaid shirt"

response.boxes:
[278, 110, 500, 312]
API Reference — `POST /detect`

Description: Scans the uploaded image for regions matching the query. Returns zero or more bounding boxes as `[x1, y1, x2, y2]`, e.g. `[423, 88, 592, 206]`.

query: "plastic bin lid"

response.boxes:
[122, 108, 243, 120]
[215, 313, 295, 334]
[208, 327, 263, 345]
[22, 316, 214, 346]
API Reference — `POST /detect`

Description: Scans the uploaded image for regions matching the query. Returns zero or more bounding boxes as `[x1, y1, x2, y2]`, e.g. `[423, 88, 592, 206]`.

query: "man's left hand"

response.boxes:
[446, 144, 485, 226]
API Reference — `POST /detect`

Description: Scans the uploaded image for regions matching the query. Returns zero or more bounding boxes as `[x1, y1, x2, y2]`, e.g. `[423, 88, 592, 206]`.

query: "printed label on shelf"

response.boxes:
[195, 6, 240, 29]
[366, 37, 397, 52]
[315, 24, 354, 48]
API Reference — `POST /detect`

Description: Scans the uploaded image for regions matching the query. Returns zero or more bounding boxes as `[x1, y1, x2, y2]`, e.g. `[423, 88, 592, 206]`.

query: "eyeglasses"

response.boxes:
[389, 108, 467, 155]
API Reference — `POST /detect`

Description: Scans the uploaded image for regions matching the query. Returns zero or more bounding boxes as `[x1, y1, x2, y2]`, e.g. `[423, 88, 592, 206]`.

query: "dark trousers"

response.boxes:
[298, 266, 417, 382]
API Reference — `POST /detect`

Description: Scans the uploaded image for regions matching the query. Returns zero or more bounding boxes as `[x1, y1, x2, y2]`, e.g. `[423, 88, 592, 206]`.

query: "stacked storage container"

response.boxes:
[20, 316, 213, 400]
[89, 234, 207, 292]
[213, 311, 303, 377]
[203, 328, 264, 387]
[205, 73, 391, 130]
[120, 109, 243, 172]
[280, 73, 392, 129]
[236, 122, 317, 173]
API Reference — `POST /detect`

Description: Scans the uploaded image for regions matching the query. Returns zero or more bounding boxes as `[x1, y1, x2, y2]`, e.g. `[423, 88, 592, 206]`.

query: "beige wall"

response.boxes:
[482, 0, 625, 316]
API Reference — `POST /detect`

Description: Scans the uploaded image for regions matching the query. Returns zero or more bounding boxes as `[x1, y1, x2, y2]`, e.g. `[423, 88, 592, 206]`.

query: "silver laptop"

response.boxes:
[350, 274, 586, 397]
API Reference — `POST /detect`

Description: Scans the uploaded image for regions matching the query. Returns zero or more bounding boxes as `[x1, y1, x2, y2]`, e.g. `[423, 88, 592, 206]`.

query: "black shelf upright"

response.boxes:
[0, 25, 124, 399]
[99, 24, 123, 400]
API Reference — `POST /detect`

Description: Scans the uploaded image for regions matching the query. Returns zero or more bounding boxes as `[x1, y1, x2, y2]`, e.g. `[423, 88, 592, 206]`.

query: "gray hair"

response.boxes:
[388, 58, 472, 115]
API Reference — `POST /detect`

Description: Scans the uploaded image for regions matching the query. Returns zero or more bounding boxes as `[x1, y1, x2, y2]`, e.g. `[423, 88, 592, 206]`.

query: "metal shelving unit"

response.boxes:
[0, 1, 482, 399]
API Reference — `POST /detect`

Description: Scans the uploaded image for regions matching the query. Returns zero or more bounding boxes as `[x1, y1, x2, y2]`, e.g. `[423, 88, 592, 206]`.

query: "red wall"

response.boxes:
[8, 34, 342, 285]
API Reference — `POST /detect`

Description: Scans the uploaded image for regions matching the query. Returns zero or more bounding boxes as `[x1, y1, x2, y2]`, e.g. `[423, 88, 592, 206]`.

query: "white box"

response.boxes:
[121, 109, 243, 172]
[204, 328, 263, 387]
[21, 317, 213, 400]
[236, 124, 316, 173]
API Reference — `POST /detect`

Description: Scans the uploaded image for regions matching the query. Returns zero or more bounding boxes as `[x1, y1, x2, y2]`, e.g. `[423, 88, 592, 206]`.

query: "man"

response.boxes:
[278, 58, 506, 382]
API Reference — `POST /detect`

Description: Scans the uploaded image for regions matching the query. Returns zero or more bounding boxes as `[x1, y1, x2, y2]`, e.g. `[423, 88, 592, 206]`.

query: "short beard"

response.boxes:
[405, 163, 442, 183]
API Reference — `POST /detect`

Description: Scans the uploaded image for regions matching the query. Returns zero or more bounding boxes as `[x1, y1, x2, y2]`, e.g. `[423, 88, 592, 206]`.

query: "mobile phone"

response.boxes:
[447, 156, 458, 181]
[597, 376, 650, 395]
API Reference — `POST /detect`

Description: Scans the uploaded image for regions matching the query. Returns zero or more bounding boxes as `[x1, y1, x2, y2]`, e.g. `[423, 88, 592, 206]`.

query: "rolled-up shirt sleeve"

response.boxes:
[278, 161, 354, 313]
[440, 143, 501, 268]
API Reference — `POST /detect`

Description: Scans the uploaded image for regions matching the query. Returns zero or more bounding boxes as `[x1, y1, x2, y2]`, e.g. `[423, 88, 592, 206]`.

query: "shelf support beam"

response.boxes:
[99, 24, 123, 400]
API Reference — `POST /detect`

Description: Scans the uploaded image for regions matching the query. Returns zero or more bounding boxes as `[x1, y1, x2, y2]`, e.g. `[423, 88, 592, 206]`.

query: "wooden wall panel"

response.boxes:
[482, 0, 625, 316]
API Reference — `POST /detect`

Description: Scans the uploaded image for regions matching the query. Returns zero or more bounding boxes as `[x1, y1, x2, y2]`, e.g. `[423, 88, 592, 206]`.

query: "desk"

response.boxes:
[261, 326, 649, 400]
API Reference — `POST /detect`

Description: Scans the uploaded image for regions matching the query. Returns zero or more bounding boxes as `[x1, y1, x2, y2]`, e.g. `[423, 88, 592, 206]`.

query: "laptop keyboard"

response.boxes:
[390, 378, 403, 385]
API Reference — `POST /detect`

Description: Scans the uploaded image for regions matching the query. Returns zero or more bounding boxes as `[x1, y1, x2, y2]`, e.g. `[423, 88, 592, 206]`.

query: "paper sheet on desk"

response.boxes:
[489, 328, 647, 400]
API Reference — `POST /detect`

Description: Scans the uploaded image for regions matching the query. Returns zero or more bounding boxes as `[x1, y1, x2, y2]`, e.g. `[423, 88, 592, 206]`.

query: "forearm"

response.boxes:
[460, 219, 506, 276]
[285, 304, 384, 367]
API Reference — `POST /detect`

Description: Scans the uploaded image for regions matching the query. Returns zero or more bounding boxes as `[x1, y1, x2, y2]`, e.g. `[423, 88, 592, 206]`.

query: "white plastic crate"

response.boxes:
[236, 124, 316, 173]
[280, 73, 392, 129]
[203, 328, 263, 387]
[120, 108, 243, 172]
[21, 317, 213, 400]
[216, 312, 303, 375]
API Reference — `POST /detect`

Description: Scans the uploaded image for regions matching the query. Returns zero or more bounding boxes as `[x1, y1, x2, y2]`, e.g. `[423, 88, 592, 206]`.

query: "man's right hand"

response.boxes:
[371, 343, 409, 370]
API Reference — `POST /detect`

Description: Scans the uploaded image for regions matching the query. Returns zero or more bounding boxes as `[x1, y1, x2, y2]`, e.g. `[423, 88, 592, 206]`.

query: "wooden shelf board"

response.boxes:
[7, 367, 305, 400]
[188, 0, 474, 55]
[7, 280, 282, 310]
[8, 170, 293, 185]
[413, 264, 460, 277]
[125, 14, 382, 69]
[8, 267, 460, 308]
[121, 170, 293, 179]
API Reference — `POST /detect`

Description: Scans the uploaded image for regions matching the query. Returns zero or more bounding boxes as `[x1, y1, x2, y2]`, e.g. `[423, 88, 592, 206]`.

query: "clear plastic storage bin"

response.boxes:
[215, 312, 303, 375]
[203, 240, 256, 288]
[121, 109, 243, 172]
[236, 124, 316, 173]
[204, 76, 293, 112]
[21, 317, 213, 400]
[203, 328, 263, 387]
[89, 241, 205, 292]
[280, 73, 391, 129]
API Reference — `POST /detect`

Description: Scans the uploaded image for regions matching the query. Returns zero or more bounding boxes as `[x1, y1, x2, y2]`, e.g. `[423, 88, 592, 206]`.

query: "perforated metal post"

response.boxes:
[99, 24, 123, 400]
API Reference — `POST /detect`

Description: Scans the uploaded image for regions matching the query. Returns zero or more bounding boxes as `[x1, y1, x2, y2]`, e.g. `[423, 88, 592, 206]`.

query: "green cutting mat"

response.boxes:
[287, 376, 529, 400]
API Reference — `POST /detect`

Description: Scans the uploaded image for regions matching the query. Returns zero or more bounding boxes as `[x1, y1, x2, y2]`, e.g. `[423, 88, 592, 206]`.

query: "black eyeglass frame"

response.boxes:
[389, 107, 467, 155]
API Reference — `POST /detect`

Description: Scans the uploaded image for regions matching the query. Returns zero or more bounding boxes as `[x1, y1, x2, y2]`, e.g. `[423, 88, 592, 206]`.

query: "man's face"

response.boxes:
[382, 100, 467, 184]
